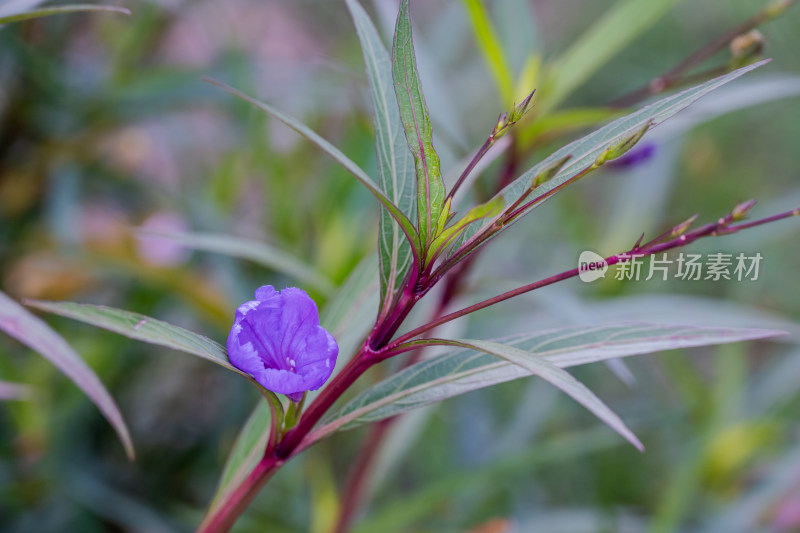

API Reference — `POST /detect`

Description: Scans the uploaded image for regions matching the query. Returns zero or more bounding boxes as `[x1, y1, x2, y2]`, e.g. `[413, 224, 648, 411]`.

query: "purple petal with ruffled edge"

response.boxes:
[227, 286, 338, 401]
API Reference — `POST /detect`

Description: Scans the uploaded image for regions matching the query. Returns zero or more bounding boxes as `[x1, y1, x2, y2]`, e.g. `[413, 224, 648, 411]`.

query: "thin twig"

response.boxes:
[385, 206, 800, 353]
[610, 0, 796, 108]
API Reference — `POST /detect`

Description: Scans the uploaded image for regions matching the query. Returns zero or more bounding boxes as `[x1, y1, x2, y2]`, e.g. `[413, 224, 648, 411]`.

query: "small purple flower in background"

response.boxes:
[227, 286, 338, 401]
[607, 141, 658, 170]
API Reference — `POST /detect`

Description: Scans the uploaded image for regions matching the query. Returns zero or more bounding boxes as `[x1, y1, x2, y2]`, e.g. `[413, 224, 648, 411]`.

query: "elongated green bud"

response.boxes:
[594, 120, 654, 166]
[764, 0, 794, 19]
[532, 154, 573, 189]
[509, 89, 536, 123]
[493, 89, 536, 139]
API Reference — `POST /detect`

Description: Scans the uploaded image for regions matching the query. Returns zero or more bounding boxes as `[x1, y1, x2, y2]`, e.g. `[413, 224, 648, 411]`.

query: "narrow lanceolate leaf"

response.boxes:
[437, 339, 643, 450]
[204, 399, 272, 519]
[462, 0, 515, 103]
[392, 0, 447, 249]
[347, 0, 417, 317]
[137, 230, 334, 294]
[0, 5, 129, 25]
[319, 254, 379, 360]
[24, 300, 251, 379]
[541, 0, 682, 113]
[448, 60, 769, 257]
[204, 78, 420, 254]
[310, 324, 782, 445]
[0, 292, 134, 459]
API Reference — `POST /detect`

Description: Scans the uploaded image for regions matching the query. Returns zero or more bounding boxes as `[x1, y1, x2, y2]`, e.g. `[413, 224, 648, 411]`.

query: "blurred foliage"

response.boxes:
[1, 1, 799, 532]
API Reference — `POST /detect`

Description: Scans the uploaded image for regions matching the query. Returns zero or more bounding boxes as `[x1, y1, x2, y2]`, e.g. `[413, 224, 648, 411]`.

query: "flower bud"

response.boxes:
[671, 214, 699, 237]
[731, 199, 757, 221]
[532, 154, 572, 189]
[594, 120, 653, 166]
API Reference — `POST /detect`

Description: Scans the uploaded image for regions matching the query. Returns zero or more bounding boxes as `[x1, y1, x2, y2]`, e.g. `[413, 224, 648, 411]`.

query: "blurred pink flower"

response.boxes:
[136, 212, 191, 267]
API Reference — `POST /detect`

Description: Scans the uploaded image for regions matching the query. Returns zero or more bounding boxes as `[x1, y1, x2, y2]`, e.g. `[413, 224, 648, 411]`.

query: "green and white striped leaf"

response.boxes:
[311, 324, 782, 444]
[0, 292, 133, 458]
[392, 0, 446, 249]
[448, 60, 768, 257]
[347, 0, 417, 317]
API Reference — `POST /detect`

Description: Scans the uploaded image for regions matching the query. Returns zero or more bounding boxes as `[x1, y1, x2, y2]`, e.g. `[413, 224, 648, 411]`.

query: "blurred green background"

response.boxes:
[1, 0, 799, 532]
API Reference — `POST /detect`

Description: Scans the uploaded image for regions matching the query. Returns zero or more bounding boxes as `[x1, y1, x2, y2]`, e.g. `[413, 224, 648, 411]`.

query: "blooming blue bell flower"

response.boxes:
[227, 286, 338, 401]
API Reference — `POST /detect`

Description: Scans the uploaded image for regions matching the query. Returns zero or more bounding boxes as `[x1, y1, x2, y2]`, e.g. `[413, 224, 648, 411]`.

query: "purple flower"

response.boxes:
[227, 286, 338, 401]
[607, 142, 658, 170]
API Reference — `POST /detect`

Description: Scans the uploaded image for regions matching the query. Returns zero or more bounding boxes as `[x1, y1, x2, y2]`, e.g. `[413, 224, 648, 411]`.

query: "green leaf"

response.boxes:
[462, 0, 515, 103]
[428, 196, 504, 261]
[435, 338, 643, 450]
[319, 254, 379, 353]
[23, 300, 255, 381]
[311, 324, 782, 444]
[452, 60, 769, 253]
[347, 0, 417, 317]
[521, 106, 624, 145]
[0, 4, 129, 25]
[392, 0, 447, 249]
[203, 399, 272, 519]
[137, 230, 334, 294]
[204, 78, 420, 255]
[309, 254, 379, 404]
[0, 292, 134, 459]
[540, 0, 683, 113]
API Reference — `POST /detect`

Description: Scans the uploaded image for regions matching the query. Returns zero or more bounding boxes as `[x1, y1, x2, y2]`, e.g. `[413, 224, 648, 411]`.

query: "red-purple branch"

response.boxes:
[200, 204, 797, 532]
[384, 206, 799, 354]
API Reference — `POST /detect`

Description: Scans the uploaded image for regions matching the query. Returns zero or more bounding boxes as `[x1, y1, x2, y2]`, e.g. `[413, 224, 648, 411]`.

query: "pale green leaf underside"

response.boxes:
[347, 0, 416, 314]
[392, 0, 446, 247]
[313, 323, 782, 442]
[24, 300, 249, 378]
[0, 292, 133, 459]
[138, 230, 334, 294]
[441, 338, 642, 450]
[449, 60, 768, 256]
